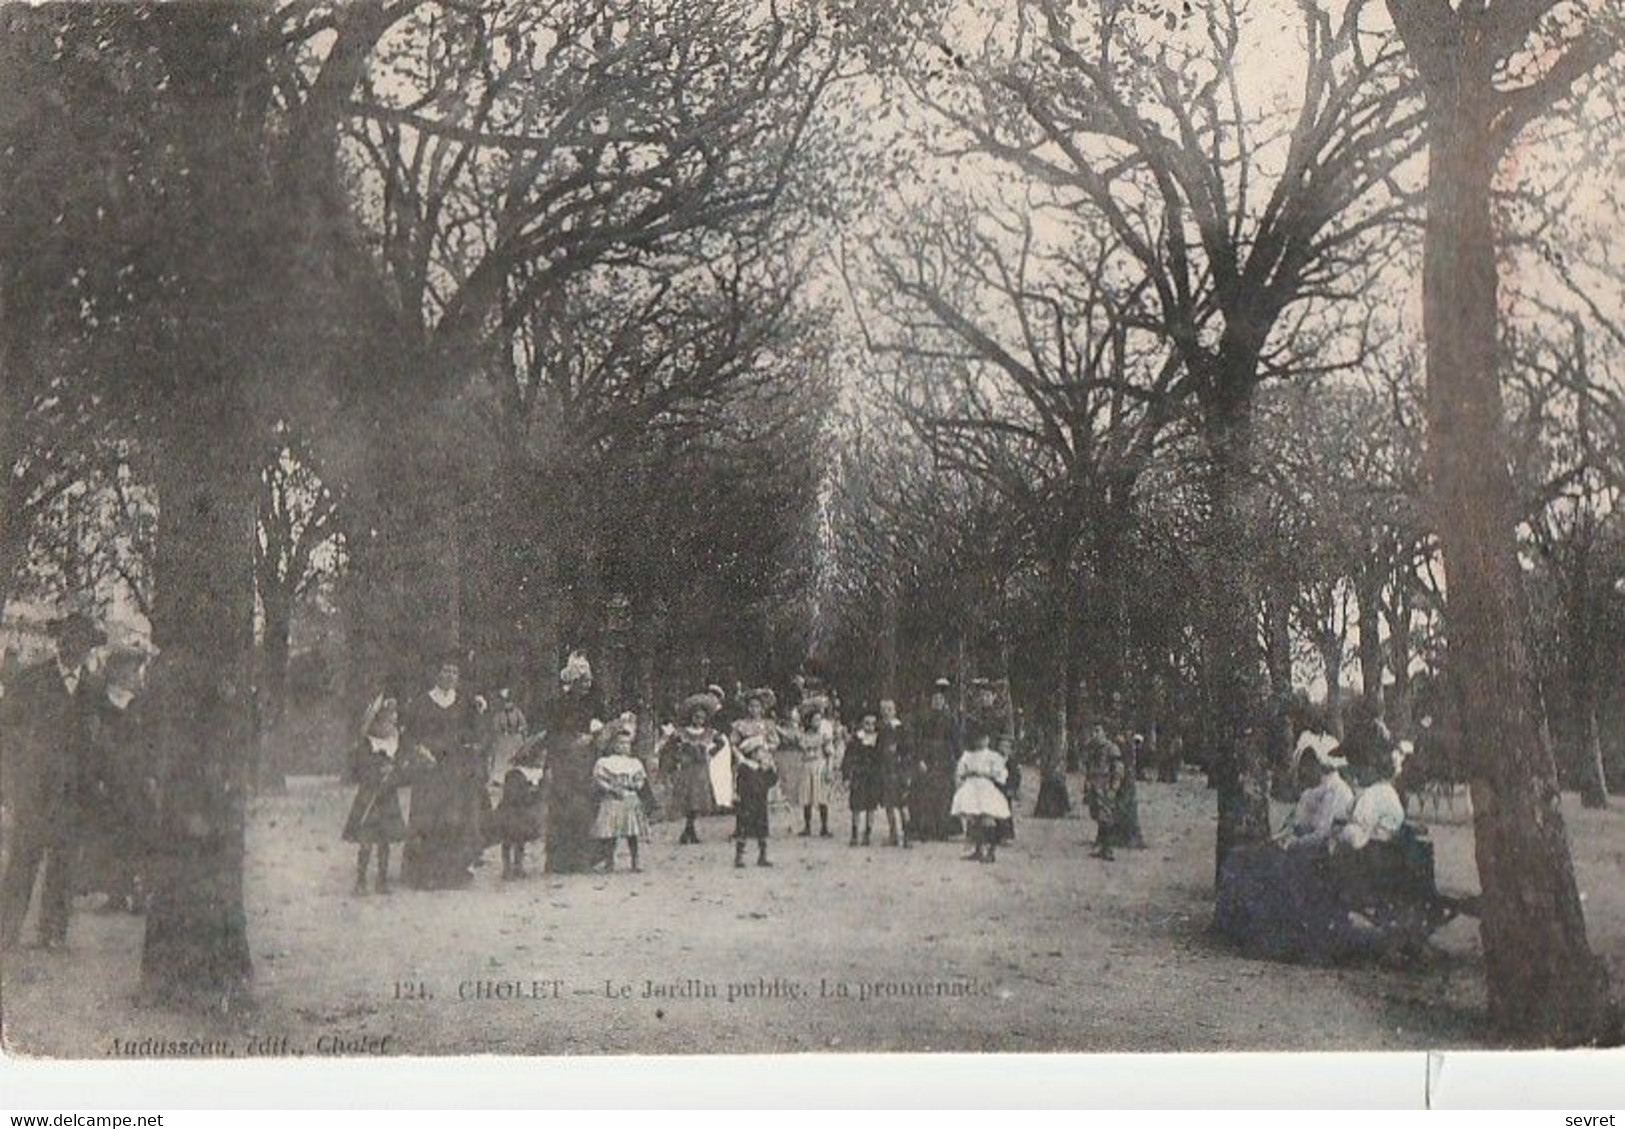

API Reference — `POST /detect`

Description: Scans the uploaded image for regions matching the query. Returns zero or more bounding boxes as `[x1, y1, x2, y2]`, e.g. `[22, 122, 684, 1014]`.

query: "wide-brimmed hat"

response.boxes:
[931, 677, 952, 691]
[1294, 730, 1347, 771]
[796, 694, 829, 722]
[743, 686, 777, 710]
[681, 692, 721, 720]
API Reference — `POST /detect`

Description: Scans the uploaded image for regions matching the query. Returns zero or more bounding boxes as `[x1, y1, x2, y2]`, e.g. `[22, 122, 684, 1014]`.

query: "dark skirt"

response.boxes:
[543, 737, 599, 873]
[1034, 771, 1072, 818]
[490, 770, 543, 844]
[996, 763, 1021, 841]
[343, 780, 407, 844]
[670, 758, 715, 815]
[403, 752, 484, 889]
[1115, 779, 1145, 847]
[909, 762, 958, 840]
[848, 763, 883, 813]
[879, 758, 907, 808]
[734, 767, 777, 840]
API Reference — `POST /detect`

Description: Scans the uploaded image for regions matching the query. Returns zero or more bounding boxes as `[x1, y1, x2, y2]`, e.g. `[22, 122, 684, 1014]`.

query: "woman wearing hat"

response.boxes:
[658, 693, 729, 845]
[908, 680, 961, 842]
[1, 606, 104, 950]
[541, 652, 605, 874]
[1336, 740, 1411, 852]
[75, 645, 151, 912]
[401, 653, 483, 889]
[1276, 731, 1354, 851]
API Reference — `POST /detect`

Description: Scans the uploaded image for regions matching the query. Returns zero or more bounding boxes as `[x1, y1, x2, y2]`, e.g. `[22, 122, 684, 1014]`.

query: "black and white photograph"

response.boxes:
[1, 0, 1623, 1066]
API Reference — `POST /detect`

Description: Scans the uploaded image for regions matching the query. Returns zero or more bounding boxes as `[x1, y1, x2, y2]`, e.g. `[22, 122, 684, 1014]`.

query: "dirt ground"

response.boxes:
[3, 773, 1622, 1057]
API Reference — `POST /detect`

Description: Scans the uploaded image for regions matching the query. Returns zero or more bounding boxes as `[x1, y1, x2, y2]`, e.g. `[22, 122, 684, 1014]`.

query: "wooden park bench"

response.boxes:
[1214, 827, 1481, 964]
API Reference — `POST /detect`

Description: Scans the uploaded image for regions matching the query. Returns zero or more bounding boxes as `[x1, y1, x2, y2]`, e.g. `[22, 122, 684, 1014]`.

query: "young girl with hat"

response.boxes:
[658, 693, 728, 845]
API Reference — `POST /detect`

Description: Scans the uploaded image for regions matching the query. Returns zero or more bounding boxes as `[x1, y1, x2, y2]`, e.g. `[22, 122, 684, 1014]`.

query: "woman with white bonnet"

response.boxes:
[1277, 731, 1354, 851]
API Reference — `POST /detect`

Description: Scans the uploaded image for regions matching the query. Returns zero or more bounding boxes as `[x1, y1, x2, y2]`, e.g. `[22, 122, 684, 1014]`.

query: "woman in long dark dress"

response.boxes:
[909, 681, 960, 841]
[401, 656, 482, 890]
[1033, 738, 1073, 818]
[541, 651, 604, 874]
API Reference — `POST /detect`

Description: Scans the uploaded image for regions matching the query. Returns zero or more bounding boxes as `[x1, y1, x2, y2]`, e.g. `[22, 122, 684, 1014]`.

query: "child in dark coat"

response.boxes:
[491, 734, 545, 879]
[733, 738, 779, 868]
[343, 696, 409, 894]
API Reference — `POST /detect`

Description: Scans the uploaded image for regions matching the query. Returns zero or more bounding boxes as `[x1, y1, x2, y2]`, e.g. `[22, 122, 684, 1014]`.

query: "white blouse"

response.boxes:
[1339, 781, 1406, 850]
[1286, 773, 1354, 847]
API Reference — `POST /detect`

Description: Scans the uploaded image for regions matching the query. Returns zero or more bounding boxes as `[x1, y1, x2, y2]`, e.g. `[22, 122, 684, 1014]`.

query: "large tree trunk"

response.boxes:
[1204, 387, 1271, 883]
[1051, 559, 1078, 774]
[0, 319, 31, 614]
[1566, 585, 1610, 810]
[344, 436, 464, 699]
[1263, 590, 1293, 706]
[1316, 632, 1346, 739]
[1575, 701, 1610, 811]
[880, 578, 900, 702]
[1421, 111, 1613, 1044]
[1384, 586, 1415, 737]
[135, 9, 270, 1011]
[141, 381, 257, 1011]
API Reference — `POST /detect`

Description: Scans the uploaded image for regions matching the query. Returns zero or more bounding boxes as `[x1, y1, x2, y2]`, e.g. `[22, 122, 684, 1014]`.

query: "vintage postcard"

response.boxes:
[1, 0, 1621, 1065]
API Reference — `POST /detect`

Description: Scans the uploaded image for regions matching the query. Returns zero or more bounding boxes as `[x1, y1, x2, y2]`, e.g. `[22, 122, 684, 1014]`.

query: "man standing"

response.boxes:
[1083, 722, 1126, 861]
[1, 606, 104, 949]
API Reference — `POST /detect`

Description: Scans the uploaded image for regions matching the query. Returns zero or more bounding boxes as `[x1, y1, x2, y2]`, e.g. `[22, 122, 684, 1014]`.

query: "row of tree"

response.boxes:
[812, 0, 1623, 1044]
[1, 0, 887, 1010]
[2, 0, 1621, 1045]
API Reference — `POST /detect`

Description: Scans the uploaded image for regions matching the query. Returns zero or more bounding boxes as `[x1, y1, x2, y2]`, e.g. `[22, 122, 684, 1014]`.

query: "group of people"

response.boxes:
[1, 611, 1164, 953]
[1275, 729, 1412, 854]
[1, 608, 153, 951]
[338, 659, 1087, 891]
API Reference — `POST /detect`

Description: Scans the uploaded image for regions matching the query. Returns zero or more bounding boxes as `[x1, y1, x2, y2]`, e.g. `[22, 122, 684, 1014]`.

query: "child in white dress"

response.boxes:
[951, 732, 1011, 863]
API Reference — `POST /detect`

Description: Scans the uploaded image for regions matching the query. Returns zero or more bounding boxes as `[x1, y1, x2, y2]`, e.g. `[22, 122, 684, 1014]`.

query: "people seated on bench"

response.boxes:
[1276, 732, 1354, 851]
[1336, 740, 1412, 852]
